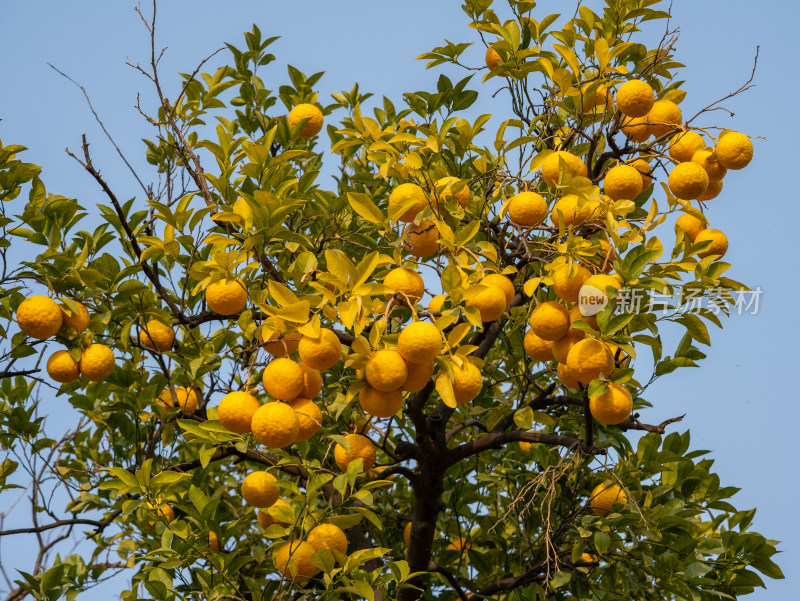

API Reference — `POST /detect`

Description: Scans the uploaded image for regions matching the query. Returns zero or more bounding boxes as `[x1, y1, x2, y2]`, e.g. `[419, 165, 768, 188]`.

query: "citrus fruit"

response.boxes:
[570, 303, 598, 331]
[241, 471, 280, 508]
[481, 274, 515, 306]
[603, 164, 643, 201]
[620, 116, 650, 143]
[715, 131, 753, 170]
[589, 482, 628, 516]
[447, 537, 470, 553]
[139, 319, 175, 352]
[541, 151, 587, 187]
[552, 329, 586, 364]
[668, 162, 709, 200]
[298, 328, 341, 370]
[288, 397, 323, 441]
[646, 100, 682, 138]
[80, 344, 115, 382]
[205, 279, 247, 315]
[691, 149, 727, 181]
[466, 284, 507, 322]
[675, 214, 705, 243]
[262, 330, 301, 356]
[262, 358, 305, 400]
[365, 349, 408, 392]
[582, 82, 611, 112]
[615, 79, 654, 117]
[359, 384, 404, 418]
[403, 219, 439, 257]
[334, 433, 376, 471]
[383, 267, 425, 305]
[523, 329, 554, 362]
[46, 350, 80, 384]
[397, 321, 442, 364]
[550, 194, 592, 227]
[589, 383, 633, 425]
[519, 441, 532, 451]
[668, 131, 705, 163]
[16, 295, 63, 340]
[308, 523, 348, 555]
[60, 301, 90, 333]
[206, 531, 220, 553]
[145, 499, 175, 528]
[695, 228, 728, 258]
[565, 338, 615, 385]
[158, 386, 199, 415]
[251, 401, 299, 448]
[452, 360, 483, 405]
[552, 263, 591, 303]
[584, 273, 622, 295]
[287, 103, 323, 138]
[557, 362, 581, 389]
[508, 191, 547, 227]
[629, 159, 653, 188]
[274, 541, 318, 582]
[388, 183, 428, 222]
[257, 498, 291, 528]
[217, 391, 261, 434]
[529, 301, 570, 341]
[401, 361, 435, 392]
[697, 179, 723, 201]
[433, 176, 470, 208]
[298, 363, 322, 398]
[485, 46, 502, 71]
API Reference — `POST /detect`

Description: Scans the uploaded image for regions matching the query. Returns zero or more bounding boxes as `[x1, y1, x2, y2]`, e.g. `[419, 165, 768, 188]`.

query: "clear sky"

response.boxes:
[0, 1, 798, 599]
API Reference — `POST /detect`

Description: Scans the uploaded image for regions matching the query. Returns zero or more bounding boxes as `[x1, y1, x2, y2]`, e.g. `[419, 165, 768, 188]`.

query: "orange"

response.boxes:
[615, 80, 654, 117]
[646, 100, 682, 138]
[274, 541, 318, 582]
[217, 391, 261, 434]
[552, 263, 591, 303]
[589, 482, 628, 516]
[481, 274, 515, 306]
[16, 295, 63, 340]
[397, 321, 442, 364]
[570, 303, 598, 331]
[668, 131, 705, 163]
[551, 329, 586, 364]
[485, 46, 502, 71]
[359, 385, 403, 418]
[257, 498, 291, 528]
[529, 301, 570, 341]
[715, 131, 753, 170]
[80, 344, 115, 382]
[287, 103, 323, 138]
[541, 151, 587, 187]
[508, 191, 547, 227]
[388, 183, 428, 222]
[451, 361, 483, 405]
[401, 361, 435, 392]
[158, 386, 199, 415]
[603, 165, 643, 201]
[205, 279, 247, 315]
[365, 349, 408, 392]
[697, 179, 723, 201]
[403, 219, 439, 257]
[565, 339, 615, 385]
[251, 402, 299, 448]
[139, 319, 175, 352]
[557, 362, 581, 389]
[262, 358, 305, 400]
[308, 523, 348, 556]
[589, 383, 633, 425]
[668, 162, 709, 200]
[288, 397, 323, 441]
[675, 214, 705, 243]
[241, 471, 280, 508]
[433, 176, 470, 208]
[629, 159, 653, 189]
[46, 350, 80, 384]
[466, 284, 507, 322]
[262, 331, 301, 356]
[334, 433, 376, 472]
[620, 116, 650, 143]
[691, 149, 727, 181]
[523, 329, 554, 362]
[60, 301, 90, 333]
[695, 228, 728, 259]
[298, 363, 323, 398]
[298, 328, 341, 370]
[550, 194, 592, 227]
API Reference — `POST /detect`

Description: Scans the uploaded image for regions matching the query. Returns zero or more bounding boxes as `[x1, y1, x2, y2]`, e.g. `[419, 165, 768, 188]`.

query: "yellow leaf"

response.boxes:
[277, 301, 310, 324]
[435, 373, 458, 409]
[347, 192, 384, 225]
[268, 281, 300, 307]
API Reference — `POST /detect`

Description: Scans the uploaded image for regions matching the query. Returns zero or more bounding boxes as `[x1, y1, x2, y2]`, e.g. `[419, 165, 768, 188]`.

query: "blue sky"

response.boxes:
[1, 0, 798, 599]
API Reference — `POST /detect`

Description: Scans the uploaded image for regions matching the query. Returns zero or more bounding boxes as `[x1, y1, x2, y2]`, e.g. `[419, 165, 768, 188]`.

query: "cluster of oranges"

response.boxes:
[15, 296, 115, 384]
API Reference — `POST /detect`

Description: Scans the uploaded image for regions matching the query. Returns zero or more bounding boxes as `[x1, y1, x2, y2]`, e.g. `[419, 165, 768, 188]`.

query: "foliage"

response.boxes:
[0, 1, 781, 600]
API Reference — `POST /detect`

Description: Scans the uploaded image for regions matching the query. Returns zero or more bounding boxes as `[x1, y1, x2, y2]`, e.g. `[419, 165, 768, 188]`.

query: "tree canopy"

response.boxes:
[0, 1, 782, 600]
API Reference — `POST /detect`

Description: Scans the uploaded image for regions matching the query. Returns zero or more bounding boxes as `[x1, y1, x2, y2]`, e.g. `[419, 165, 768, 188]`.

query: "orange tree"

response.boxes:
[0, 1, 783, 600]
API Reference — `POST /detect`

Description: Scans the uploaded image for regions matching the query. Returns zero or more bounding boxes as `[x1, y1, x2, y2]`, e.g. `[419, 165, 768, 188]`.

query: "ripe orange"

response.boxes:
[298, 363, 323, 398]
[401, 361, 436, 392]
[552, 263, 591, 303]
[205, 279, 247, 315]
[60, 301, 90, 333]
[565, 339, 615, 385]
[620, 116, 650, 143]
[675, 214, 705, 243]
[251, 402, 299, 448]
[366, 349, 408, 392]
[384, 267, 425, 305]
[589, 482, 628, 516]
[485, 46, 502, 71]
[433, 176, 470, 208]
[334, 433, 376, 471]
[274, 541, 318, 582]
[241, 471, 280, 508]
[139, 319, 175, 353]
[715, 131, 753, 170]
[403, 219, 439, 257]
[646, 100, 682, 138]
[540, 151, 587, 187]
[217, 391, 261, 434]
[262, 358, 305, 400]
[287, 103, 323, 138]
[389, 183, 427, 222]
[257, 498, 291, 528]
[550, 194, 592, 228]
[262, 330, 301, 356]
[529, 301, 570, 341]
[359, 385, 404, 418]
[615, 79, 654, 118]
[603, 165, 643, 201]
[668, 162, 709, 200]
[298, 328, 341, 370]
[481, 274, 515, 306]
[466, 284, 507, 322]
[158, 386, 199, 415]
[16, 295, 63, 340]
[80, 344, 115, 382]
[308, 523, 348, 556]
[46, 350, 80, 384]
[288, 397, 323, 441]
[691, 149, 727, 181]
[589, 383, 633, 425]
[523, 329, 554, 362]
[668, 131, 705, 163]
[695, 228, 728, 259]
[508, 191, 547, 227]
[552, 329, 586, 364]
[397, 321, 442, 364]
[451, 361, 483, 405]
[697, 179, 723, 201]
